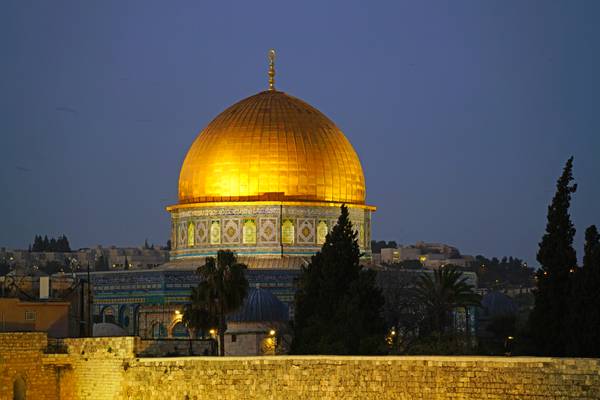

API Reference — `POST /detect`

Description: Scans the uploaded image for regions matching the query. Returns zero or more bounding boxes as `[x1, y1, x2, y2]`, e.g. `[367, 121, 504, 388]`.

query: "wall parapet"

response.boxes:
[124, 355, 600, 400]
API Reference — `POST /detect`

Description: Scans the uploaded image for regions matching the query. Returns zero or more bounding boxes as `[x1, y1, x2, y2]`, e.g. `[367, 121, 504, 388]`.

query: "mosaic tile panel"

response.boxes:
[195, 220, 208, 245]
[297, 219, 315, 244]
[223, 219, 241, 244]
[259, 218, 278, 244]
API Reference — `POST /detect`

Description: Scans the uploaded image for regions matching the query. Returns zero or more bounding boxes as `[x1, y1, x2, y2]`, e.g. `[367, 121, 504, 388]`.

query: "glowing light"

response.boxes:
[281, 220, 294, 245]
[243, 219, 257, 244]
[269, 329, 276, 336]
[187, 222, 195, 247]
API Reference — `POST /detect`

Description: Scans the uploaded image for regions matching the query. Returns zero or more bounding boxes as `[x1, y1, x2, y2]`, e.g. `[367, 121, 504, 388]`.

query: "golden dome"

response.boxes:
[178, 90, 366, 205]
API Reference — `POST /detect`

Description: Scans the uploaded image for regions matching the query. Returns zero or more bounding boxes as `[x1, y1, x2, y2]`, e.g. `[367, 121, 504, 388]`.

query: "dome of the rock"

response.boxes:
[166, 51, 374, 266]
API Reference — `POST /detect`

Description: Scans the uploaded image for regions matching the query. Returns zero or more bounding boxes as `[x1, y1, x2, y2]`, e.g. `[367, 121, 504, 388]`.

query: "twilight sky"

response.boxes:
[1, 1, 599, 265]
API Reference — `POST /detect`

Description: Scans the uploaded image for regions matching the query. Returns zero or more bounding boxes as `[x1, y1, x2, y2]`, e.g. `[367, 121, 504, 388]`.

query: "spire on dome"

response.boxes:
[268, 49, 276, 91]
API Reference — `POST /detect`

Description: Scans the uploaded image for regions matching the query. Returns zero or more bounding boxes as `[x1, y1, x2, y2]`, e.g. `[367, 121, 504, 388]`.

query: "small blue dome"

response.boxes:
[228, 288, 289, 323]
[481, 291, 518, 317]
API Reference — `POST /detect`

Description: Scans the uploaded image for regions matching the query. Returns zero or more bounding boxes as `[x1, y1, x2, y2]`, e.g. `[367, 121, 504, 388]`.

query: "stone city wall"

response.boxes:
[0, 332, 58, 400]
[122, 356, 600, 400]
[1, 333, 600, 400]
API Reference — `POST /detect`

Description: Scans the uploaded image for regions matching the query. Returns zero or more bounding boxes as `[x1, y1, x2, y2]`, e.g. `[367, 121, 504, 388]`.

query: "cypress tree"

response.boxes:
[582, 226, 600, 271]
[43, 236, 50, 252]
[60, 235, 72, 252]
[568, 225, 600, 356]
[292, 205, 385, 354]
[32, 235, 43, 252]
[529, 157, 577, 356]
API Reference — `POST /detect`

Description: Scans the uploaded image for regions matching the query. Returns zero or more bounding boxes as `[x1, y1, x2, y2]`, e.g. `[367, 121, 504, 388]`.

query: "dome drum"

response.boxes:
[168, 202, 372, 263]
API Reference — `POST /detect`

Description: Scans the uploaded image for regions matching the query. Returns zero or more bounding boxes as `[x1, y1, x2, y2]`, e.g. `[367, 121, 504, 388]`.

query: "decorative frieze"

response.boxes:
[171, 204, 373, 259]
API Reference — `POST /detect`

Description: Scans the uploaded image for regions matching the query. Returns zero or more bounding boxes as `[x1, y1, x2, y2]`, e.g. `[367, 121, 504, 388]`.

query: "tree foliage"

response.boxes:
[31, 235, 71, 252]
[567, 225, 600, 356]
[528, 157, 577, 356]
[292, 205, 386, 355]
[414, 266, 481, 336]
[467, 255, 534, 289]
[0, 261, 11, 276]
[183, 250, 248, 356]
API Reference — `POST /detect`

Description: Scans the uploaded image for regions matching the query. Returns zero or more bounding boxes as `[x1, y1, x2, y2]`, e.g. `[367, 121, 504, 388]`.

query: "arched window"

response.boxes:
[172, 322, 189, 338]
[317, 220, 328, 245]
[171, 223, 176, 250]
[281, 219, 294, 245]
[187, 221, 195, 247]
[210, 221, 221, 245]
[358, 224, 364, 247]
[151, 322, 167, 338]
[243, 219, 256, 244]
[118, 306, 131, 329]
[102, 306, 115, 324]
[132, 305, 141, 336]
[13, 376, 25, 400]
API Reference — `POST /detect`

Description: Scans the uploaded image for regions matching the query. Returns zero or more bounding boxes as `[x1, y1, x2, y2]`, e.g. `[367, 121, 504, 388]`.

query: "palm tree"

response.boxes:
[183, 250, 248, 356]
[414, 266, 481, 336]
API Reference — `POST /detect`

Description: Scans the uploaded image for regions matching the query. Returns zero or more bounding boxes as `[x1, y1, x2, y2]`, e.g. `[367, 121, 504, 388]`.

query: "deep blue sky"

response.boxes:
[1, 1, 599, 265]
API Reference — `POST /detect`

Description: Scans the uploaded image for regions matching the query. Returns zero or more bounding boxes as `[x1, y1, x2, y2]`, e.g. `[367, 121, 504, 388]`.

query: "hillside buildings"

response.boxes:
[379, 241, 475, 269]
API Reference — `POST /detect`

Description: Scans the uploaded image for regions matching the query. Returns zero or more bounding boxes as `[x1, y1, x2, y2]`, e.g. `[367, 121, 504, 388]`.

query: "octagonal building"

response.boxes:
[167, 52, 375, 269]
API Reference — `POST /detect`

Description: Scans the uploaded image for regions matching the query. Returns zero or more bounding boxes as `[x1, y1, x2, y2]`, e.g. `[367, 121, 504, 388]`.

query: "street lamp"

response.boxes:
[505, 336, 515, 356]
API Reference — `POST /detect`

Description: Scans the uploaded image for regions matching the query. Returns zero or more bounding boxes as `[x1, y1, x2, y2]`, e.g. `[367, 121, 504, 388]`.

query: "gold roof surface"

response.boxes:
[178, 90, 367, 205]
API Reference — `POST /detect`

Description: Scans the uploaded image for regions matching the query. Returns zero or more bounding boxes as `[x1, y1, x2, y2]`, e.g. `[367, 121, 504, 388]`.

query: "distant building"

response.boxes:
[380, 247, 420, 263]
[379, 241, 474, 270]
[0, 298, 71, 337]
[225, 288, 289, 356]
[0, 274, 89, 337]
[84, 267, 299, 340]
[0, 245, 169, 273]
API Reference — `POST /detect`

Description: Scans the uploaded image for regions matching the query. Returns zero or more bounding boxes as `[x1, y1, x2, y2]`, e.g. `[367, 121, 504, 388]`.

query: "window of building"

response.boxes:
[172, 322, 189, 338]
[187, 221, 195, 247]
[152, 322, 167, 338]
[281, 219, 294, 245]
[317, 220, 328, 245]
[231, 334, 237, 343]
[13, 376, 26, 400]
[24, 311, 36, 321]
[102, 306, 115, 324]
[243, 219, 256, 244]
[358, 224, 364, 247]
[119, 306, 131, 329]
[210, 221, 221, 245]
